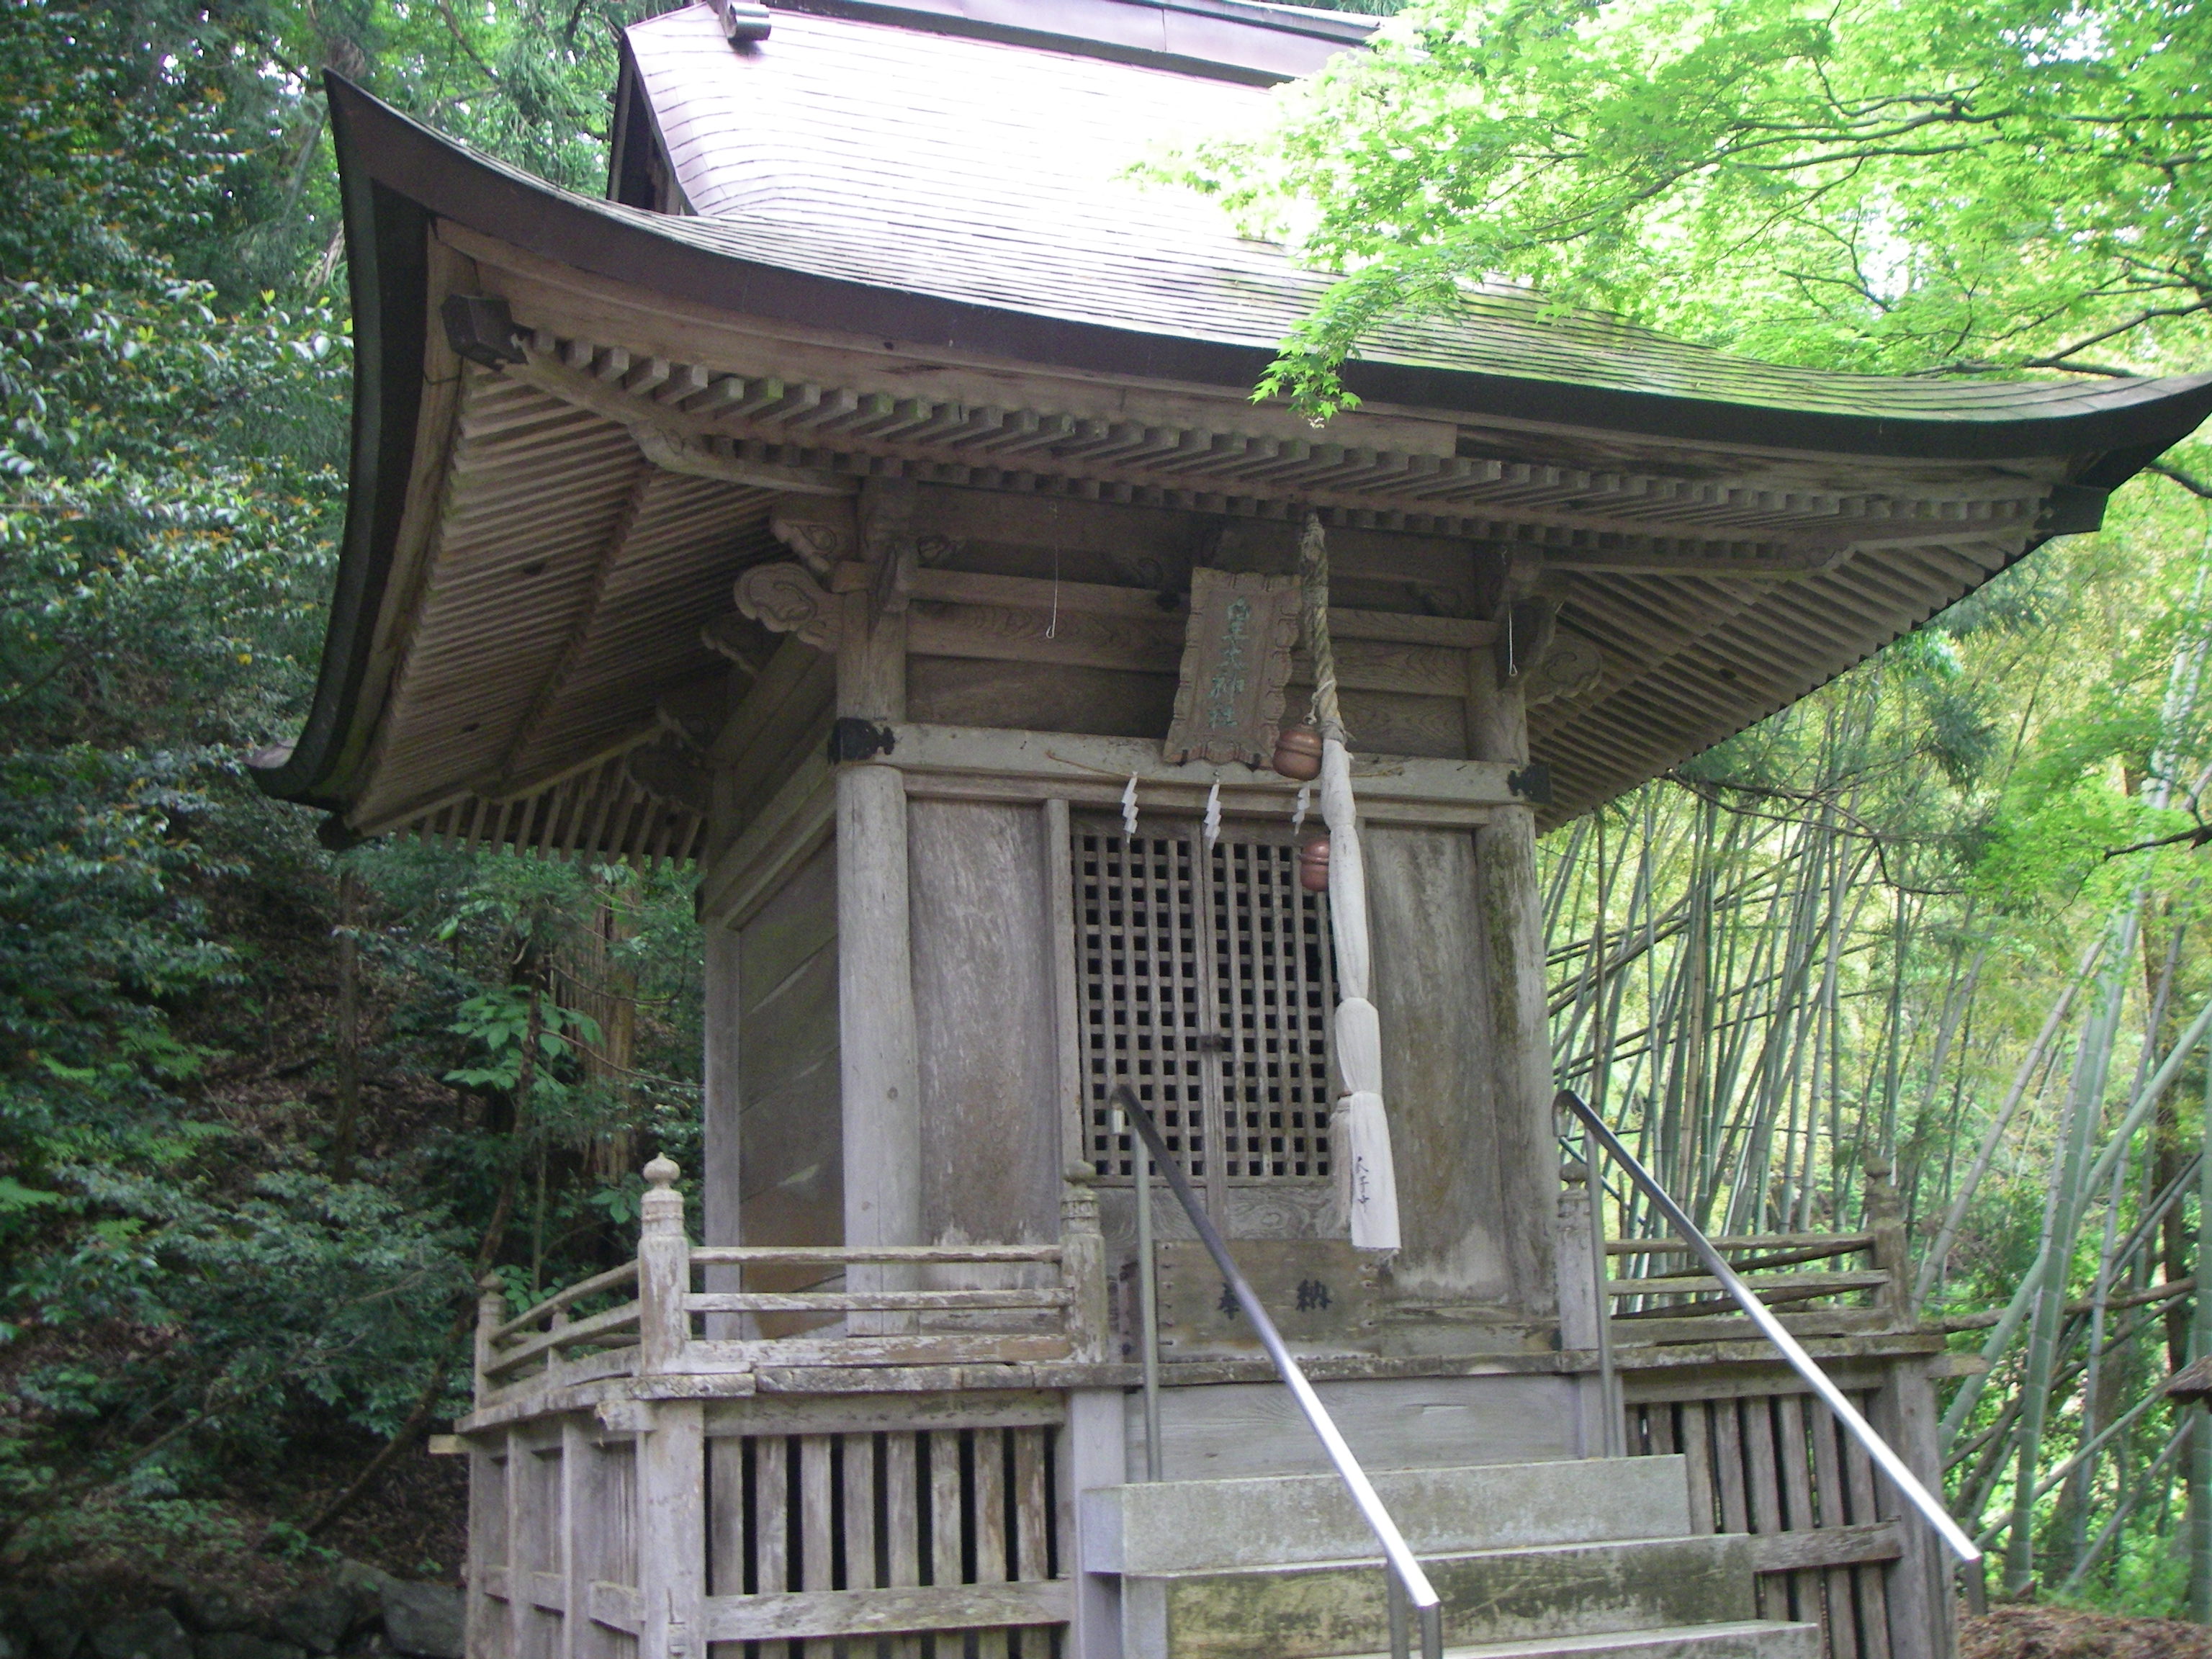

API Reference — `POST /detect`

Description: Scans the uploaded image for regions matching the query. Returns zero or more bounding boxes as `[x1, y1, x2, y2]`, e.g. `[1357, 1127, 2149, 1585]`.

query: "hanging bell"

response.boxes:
[1272, 719, 1323, 781]
[1298, 835, 1331, 893]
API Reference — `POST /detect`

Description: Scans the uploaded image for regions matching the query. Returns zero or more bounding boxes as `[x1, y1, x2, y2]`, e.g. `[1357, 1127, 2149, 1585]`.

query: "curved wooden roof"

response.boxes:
[252, 5, 2212, 852]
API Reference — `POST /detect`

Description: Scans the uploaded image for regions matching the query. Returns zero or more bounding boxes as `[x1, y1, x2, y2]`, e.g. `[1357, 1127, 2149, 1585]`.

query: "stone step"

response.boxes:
[1086, 1456, 1692, 1573]
[1122, 1534, 1761, 1659]
[1334, 1620, 1823, 1659]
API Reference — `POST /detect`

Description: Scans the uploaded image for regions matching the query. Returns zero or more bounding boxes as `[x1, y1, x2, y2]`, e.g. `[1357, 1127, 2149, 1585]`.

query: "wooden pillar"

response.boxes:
[465, 1432, 501, 1659]
[838, 480, 922, 1316]
[1467, 552, 1539, 768]
[559, 1419, 588, 1659]
[504, 1426, 529, 1659]
[635, 1401, 705, 1659]
[1555, 1161, 1616, 1457]
[1871, 1357, 1954, 1659]
[698, 923, 749, 1339]
[699, 925, 741, 1247]
[1065, 1388, 1128, 1659]
[1474, 801, 1558, 1312]
[1062, 1168, 1110, 1362]
[1045, 798, 1087, 1180]
[1866, 1157, 1915, 1330]
[1467, 652, 1528, 768]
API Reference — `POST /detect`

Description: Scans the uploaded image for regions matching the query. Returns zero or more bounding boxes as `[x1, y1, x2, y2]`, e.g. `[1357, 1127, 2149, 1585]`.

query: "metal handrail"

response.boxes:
[1555, 1089, 1982, 1566]
[1111, 1086, 1445, 1659]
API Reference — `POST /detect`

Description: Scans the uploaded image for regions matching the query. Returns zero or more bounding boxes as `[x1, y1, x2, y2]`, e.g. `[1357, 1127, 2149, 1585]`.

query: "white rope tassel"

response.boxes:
[1299, 506, 1400, 1253]
[1323, 739, 1396, 1249]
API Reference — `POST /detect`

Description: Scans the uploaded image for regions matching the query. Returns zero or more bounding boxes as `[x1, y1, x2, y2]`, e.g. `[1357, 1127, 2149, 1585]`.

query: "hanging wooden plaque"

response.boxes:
[1163, 567, 1303, 766]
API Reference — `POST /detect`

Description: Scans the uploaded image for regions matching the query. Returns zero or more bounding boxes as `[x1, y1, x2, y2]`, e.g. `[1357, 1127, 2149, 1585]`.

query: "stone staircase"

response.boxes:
[1081, 1456, 1822, 1659]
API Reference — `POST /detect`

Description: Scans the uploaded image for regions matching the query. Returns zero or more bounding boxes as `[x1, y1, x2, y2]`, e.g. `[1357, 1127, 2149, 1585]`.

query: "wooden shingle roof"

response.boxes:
[614, 3, 2206, 449]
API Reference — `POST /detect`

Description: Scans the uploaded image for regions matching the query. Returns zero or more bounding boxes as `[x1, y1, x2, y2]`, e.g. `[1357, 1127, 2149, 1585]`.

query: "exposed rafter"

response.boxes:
[500, 329, 2051, 572]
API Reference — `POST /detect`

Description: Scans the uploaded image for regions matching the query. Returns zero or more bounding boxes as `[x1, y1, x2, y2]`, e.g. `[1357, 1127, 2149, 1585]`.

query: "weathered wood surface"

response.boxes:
[1611, 1269, 1892, 1299]
[1470, 808, 1559, 1313]
[686, 1289, 1068, 1313]
[1163, 567, 1303, 765]
[1626, 1364, 1940, 1659]
[691, 1244, 1061, 1265]
[906, 657, 1179, 737]
[898, 564, 1496, 648]
[700, 1583, 1071, 1641]
[703, 1388, 1066, 1436]
[1362, 825, 1516, 1305]
[699, 745, 834, 927]
[836, 568, 922, 1322]
[877, 722, 1526, 810]
[735, 839, 841, 1318]
[1307, 684, 1469, 758]
[637, 1401, 703, 1659]
[1871, 1357, 1948, 1659]
[1610, 1232, 1877, 1256]
[1065, 1388, 1125, 1659]
[1154, 1239, 1381, 1354]
[699, 923, 742, 1341]
[908, 799, 1062, 1252]
[680, 1334, 1073, 1369]
[1133, 1375, 1578, 1480]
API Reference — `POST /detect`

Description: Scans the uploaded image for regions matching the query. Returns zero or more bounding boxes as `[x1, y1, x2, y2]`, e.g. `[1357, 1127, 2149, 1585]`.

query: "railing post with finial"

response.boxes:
[639, 1155, 691, 1374]
[1061, 1161, 1109, 1362]
[1865, 1156, 1912, 1331]
[475, 1274, 505, 1404]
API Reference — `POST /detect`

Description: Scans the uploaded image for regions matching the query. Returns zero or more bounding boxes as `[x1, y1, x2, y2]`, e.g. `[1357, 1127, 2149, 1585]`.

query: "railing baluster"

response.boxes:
[637, 1154, 691, 1374]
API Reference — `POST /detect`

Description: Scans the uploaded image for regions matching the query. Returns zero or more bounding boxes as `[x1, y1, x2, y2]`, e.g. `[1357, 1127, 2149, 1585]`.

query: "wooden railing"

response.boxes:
[1604, 1161, 1913, 1348]
[1561, 1134, 1951, 1659]
[472, 1156, 1110, 1406]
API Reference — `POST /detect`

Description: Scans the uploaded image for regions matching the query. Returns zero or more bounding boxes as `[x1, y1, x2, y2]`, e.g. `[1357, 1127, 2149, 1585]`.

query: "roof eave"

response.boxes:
[253, 81, 431, 811]
[256, 76, 2212, 814]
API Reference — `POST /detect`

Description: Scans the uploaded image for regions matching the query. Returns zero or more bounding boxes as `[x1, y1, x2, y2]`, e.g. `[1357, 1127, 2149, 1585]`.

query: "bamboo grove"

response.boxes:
[1540, 476, 2212, 1614]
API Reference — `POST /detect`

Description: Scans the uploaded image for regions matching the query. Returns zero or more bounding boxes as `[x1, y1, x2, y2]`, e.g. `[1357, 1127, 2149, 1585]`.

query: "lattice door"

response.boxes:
[1072, 817, 1334, 1220]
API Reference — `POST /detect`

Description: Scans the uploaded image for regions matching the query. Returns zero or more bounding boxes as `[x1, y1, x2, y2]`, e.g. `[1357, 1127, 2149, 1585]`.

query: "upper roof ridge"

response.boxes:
[751, 0, 1374, 84]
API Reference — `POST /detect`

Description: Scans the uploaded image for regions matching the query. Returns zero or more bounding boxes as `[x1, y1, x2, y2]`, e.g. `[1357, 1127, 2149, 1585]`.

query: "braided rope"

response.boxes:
[1298, 509, 1346, 747]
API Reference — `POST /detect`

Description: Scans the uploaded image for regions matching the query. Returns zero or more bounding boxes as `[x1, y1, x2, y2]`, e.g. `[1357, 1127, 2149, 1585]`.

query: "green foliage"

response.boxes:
[1180, 0, 2212, 413]
[0, 0, 698, 1587]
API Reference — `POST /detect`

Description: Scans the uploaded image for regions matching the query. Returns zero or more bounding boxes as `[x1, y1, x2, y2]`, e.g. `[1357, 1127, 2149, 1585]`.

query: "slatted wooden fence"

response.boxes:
[1627, 1385, 1905, 1659]
[470, 1401, 1068, 1659]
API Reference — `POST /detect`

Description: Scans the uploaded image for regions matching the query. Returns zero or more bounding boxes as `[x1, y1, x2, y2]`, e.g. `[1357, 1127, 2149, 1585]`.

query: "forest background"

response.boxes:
[8, 0, 2212, 1629]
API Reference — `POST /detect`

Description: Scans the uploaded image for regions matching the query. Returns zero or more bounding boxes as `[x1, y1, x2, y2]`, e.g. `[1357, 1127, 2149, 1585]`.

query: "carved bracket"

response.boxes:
[734, 561, 842, 652]
[1525, 634, 1606, 706]
[769, 497, 859, 577]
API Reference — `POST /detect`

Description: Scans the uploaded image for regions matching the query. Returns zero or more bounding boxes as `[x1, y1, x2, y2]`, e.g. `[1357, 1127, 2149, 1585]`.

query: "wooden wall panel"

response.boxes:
[908, 800, 1061, 1247]
[737, 838, 843, 1290]
[907, 657, 1178, 739]
[1364, 825, 1518, 1304]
